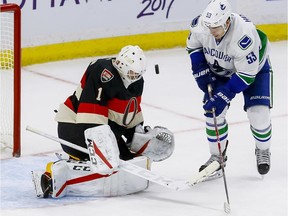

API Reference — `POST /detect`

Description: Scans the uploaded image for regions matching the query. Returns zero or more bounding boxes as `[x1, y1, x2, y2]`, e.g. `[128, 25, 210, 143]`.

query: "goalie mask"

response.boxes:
[129, 125, 175, 162]
[113, 45, 147, 88]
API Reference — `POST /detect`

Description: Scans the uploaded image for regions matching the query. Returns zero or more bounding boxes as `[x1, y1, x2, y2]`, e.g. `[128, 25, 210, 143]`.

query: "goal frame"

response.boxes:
[0, 3, 21, 157]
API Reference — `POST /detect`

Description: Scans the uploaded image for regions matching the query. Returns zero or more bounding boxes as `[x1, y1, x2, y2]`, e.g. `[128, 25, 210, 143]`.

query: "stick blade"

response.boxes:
[189, 161, 220, 185]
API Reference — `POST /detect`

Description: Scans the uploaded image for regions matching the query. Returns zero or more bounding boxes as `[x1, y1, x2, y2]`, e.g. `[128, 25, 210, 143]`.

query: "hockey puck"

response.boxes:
[155, 64, 159, 74]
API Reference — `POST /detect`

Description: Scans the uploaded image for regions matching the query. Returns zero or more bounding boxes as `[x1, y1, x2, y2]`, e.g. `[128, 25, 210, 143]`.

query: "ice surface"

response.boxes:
[1, 41, 287, 216]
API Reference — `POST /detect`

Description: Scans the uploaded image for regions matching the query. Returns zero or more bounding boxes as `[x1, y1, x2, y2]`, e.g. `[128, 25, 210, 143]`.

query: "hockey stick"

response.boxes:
[207, 84, 231, 214]
[26, 126, 219, 191]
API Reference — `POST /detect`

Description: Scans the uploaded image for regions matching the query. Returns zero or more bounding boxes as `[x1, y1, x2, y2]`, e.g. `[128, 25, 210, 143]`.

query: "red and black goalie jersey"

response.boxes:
[55, 58, 144, 160]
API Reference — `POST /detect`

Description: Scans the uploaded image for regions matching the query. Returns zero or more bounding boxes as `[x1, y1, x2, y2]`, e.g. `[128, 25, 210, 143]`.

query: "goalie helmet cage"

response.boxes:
[0, 3, 21, 157]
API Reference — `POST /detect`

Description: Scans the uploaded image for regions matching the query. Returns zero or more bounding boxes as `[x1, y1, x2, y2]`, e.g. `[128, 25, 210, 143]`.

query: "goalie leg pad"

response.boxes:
[51, 159, 118, 198]
[32, 156, 149, 198]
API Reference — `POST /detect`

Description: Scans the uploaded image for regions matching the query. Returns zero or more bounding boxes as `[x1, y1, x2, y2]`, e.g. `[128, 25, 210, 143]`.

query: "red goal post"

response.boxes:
[0, 3, 21, 157]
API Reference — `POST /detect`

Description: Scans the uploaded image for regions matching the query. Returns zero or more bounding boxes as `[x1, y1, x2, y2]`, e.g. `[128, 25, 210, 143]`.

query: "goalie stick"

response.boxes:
[26, 126, 220, 191]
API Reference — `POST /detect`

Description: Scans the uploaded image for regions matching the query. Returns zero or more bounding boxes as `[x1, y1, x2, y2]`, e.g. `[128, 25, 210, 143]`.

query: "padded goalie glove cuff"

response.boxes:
[130, 125, 175, 162]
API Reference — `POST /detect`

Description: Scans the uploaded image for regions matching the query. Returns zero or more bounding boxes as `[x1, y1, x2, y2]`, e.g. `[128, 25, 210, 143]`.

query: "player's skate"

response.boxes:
[255, 147, 271, 175]
[199, 154, 227, 181]
[199, 141, 228, 181]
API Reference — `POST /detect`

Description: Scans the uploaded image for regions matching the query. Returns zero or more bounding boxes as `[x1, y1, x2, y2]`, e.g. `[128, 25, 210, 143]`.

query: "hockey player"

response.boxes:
[34, 45, 175, 198]
[186, 0, 273, 176]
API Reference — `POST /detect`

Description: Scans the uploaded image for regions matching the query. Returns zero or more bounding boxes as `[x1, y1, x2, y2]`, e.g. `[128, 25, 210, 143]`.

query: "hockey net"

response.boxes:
[0, 3, 21, 157]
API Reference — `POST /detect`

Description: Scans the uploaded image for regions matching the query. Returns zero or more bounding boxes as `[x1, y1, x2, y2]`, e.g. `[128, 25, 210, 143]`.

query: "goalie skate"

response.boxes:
[32, 170, 53, 198]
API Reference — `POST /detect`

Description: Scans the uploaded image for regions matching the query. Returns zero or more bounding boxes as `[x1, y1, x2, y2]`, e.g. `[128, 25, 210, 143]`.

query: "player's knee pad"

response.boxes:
[129, 125, 175, 162]
[247, 105, 271, 129]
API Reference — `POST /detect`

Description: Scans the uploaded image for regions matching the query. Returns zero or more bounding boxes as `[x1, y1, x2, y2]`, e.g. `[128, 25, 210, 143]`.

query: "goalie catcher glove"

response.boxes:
[129, 125, 175, 162]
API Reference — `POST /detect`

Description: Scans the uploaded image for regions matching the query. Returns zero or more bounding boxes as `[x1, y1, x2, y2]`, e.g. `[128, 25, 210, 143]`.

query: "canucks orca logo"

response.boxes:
[220, 3, 226, 10]
[191, 15, 200, 27]
[238, 35, 253, 50]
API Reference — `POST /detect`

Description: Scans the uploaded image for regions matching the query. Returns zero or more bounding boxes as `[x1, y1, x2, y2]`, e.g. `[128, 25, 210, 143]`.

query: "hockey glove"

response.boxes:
[203, 86, 236, 117]
[193, 65, 216, 92]
[130, 125, 175, 162]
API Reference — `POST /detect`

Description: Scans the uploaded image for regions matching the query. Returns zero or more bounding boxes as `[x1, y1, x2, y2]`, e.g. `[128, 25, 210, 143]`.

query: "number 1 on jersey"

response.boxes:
[96, 87, 103, 101]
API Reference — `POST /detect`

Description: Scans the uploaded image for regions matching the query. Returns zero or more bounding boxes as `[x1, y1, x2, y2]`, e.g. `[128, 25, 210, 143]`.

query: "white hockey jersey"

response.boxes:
[186, 13, 270, 80]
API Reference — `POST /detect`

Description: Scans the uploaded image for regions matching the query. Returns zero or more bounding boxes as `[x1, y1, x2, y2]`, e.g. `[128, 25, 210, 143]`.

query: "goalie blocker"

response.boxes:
[32, 124, 175, 198]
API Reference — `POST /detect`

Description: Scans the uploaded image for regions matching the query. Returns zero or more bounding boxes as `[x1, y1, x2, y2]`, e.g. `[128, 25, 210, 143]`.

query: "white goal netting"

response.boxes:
[0, 8, 16, 155]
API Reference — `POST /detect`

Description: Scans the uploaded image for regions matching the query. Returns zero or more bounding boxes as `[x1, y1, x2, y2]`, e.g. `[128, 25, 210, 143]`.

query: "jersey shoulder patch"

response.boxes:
[237, 34, 253, 50]
[190, 15, 201, 28]
[100, 69, 114, 83]
[189, 15, 208, 34]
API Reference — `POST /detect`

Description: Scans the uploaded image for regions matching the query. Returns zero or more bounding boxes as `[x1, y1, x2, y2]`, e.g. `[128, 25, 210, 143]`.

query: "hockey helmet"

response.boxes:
[202, 0, 232, 31]
[113, 45, 147, 88]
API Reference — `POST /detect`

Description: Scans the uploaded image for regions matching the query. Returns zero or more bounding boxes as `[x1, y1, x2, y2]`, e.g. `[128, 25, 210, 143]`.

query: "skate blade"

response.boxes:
[31, 171, 44, 198]
[203, 170, 223, 182]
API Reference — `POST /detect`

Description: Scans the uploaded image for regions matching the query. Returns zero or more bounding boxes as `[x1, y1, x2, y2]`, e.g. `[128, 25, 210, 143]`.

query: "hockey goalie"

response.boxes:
[32, 125, 174, 198]
[31, 45, 175, 198]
